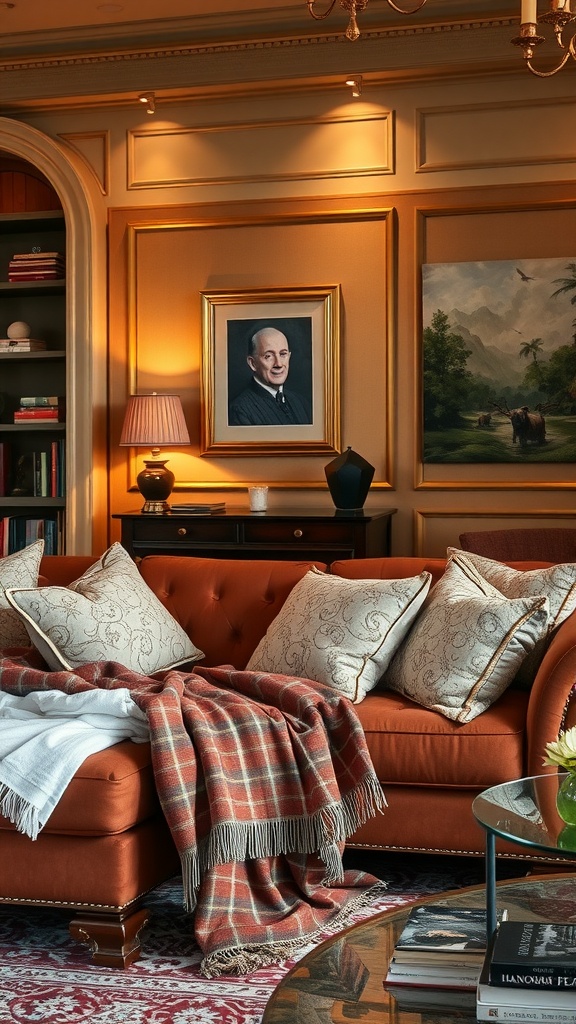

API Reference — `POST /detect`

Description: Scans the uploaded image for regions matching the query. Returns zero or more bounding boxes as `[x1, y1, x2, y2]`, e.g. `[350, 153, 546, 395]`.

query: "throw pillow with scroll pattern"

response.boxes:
[5, 541, 203, 675]
[0, 540, 44, 649]
[447, 547, 576, 687]
[383, 556, 550, 723]
[246, 565, 432, 703]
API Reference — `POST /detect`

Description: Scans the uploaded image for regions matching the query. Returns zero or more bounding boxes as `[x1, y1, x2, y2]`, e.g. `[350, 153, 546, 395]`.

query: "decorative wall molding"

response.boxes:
[127, 112, 393, 190]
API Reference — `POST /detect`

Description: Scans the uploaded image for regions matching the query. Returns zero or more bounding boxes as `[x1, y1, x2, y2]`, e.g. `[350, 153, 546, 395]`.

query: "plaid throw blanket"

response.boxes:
[0, 652, 387, 976]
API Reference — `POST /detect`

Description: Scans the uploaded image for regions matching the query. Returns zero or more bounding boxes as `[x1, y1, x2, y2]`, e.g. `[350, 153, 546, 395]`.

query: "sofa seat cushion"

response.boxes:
[355, 688, 529, 789]
[0, 740, 159, 836]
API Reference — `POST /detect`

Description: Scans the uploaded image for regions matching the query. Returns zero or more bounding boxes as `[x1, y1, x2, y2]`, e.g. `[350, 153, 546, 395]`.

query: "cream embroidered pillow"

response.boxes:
[0, 541, 44, 649]
[383, 556, 550, 723]
[5, 541, 203, 675]
[448, 548, 576, 687]
[246, 566, 432, 703]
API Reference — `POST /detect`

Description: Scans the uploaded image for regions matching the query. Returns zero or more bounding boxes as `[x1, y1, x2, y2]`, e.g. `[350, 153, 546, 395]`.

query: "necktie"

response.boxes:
[276, 391, 285, 404]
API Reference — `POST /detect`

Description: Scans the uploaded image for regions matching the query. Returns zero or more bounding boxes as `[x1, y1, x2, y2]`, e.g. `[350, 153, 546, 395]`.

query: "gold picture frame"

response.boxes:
[200, 285, 341, 456]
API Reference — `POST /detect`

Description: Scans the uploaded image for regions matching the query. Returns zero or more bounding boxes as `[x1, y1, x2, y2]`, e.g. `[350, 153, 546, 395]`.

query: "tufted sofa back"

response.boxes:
[138, 556, 327, 669]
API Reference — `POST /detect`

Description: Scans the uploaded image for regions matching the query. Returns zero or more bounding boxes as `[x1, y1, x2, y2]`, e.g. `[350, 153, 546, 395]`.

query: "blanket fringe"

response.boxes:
[0, 784, 40, 841]
[199, 878, 389, 978]
[181, 772, 387, 911]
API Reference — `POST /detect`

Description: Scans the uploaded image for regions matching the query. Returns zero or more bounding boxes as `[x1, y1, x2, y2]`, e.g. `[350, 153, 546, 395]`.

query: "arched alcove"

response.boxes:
[0, 117, 108, 555]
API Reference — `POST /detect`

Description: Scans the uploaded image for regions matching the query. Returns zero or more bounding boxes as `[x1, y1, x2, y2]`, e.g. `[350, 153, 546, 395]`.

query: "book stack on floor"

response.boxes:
[383, 904, 487, 1014]
[7, 250, 65, 282]
[477, 921, 576, 1023]
[13, 395, 66, 423]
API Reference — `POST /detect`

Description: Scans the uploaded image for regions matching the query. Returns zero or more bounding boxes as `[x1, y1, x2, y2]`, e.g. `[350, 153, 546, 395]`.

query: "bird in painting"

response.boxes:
[516, 268, 535, 282]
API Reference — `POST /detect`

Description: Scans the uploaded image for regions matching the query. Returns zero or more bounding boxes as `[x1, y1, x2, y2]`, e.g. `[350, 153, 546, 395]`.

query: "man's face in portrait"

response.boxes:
[248, 328, 291, 390]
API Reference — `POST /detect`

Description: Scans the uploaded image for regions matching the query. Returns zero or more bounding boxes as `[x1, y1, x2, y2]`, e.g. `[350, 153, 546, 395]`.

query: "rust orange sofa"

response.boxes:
[1, 551, 575, 966]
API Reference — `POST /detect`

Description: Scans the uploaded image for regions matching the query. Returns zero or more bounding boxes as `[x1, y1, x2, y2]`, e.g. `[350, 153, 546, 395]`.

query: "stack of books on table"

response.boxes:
[13, 396, 66, 423]
[8, 251, 66, 282]
[169, 502, 226, 515]
[477, 921, 576, 1023]
[383, 904, 487, 1014]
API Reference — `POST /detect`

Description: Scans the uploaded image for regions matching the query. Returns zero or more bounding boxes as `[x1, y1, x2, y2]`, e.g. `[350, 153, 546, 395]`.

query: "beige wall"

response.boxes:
[15, 66, 576, 555]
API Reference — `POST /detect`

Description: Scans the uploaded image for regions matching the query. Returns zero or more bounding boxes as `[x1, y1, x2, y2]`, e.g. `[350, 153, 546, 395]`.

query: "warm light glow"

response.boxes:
[138, 93, 156, 115]
[307, 0, 427, 41]
[345, 76, 363, 96]
[513, 0, 576, 76]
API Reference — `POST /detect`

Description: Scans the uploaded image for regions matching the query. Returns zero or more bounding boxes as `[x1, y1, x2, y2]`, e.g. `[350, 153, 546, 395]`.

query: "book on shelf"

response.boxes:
[477, 938, 576, 1023]
[391, 904, 488, 965]
[14, 409, 65, 422]
[11, 251, 65, 260]
[19, 396, 65, 408]
[0, 340, 47, 351]
[488, 921, 576, 988]
[8, 272, 65, 282]
[1, 515, 61, 555]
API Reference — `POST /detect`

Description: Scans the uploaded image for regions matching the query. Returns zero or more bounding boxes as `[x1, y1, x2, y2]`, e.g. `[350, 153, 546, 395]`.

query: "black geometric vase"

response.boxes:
[324, 446, 375, 510]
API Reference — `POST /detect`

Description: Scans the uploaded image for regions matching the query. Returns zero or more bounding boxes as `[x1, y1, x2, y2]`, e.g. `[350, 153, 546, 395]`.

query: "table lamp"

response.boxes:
[119, 393, 190, 513]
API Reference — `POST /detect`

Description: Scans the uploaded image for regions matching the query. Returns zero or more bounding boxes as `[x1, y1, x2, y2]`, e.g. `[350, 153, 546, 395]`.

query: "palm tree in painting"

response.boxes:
[551, 263, 576, 344]
[519, 337, 543, 362]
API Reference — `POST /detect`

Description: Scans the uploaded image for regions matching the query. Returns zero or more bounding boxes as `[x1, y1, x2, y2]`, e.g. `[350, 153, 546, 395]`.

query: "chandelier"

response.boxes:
[512, 1, 576, 75]
[306, 0, 427, 42]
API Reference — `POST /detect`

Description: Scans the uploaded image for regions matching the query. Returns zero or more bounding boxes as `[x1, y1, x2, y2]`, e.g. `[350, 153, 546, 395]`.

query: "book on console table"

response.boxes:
[392, 905, 488, 967]
[385, 958, 481, 990]
[488, 921, 576, 988]
[477, 937, 576, 1022]
[170, 503, 226, 514]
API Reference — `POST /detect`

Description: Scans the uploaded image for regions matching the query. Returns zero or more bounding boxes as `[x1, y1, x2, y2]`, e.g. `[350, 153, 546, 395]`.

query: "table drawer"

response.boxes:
[131, 519, 237, 544]
[243, 520, 354, 546]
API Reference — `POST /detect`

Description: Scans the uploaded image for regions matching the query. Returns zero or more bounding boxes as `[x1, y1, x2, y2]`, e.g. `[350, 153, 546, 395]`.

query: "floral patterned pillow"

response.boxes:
[383, 556, 550, 723]
[246, 565, 432, 703]
[6, 542, 203, 675]
[0, 540, 44, 649]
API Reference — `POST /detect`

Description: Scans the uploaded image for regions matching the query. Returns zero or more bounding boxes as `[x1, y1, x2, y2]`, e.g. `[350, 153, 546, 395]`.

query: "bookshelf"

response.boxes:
[0, 208, 67, 554]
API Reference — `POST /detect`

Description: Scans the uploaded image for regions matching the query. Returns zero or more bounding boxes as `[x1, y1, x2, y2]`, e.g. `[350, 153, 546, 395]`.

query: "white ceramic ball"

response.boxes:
[7, 321, 32, 340]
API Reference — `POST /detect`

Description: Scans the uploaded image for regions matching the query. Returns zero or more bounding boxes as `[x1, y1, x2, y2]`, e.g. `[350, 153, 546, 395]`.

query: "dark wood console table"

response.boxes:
[113, 507, 396, 563]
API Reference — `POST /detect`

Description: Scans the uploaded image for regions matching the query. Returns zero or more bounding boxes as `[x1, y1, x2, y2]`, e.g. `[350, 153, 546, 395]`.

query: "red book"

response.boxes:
[14, 409, 63, 421]
[8, 272, 64, 281]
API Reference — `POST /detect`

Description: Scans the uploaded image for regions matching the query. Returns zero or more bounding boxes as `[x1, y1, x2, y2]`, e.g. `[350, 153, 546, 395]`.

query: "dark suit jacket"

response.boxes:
[228, 379, 312, 426]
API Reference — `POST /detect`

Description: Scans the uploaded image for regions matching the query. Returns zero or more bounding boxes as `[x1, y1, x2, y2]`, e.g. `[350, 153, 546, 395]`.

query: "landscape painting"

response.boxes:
[422, 258, 576, 463]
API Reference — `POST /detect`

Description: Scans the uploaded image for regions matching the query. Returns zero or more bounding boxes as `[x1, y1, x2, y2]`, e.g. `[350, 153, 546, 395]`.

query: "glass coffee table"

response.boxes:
[472, 773, 576, 937]
[262, 873, 576, 1024]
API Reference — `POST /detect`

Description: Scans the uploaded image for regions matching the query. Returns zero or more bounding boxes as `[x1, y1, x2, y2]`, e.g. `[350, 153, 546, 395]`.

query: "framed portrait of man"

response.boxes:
[200, 286, 341, 456]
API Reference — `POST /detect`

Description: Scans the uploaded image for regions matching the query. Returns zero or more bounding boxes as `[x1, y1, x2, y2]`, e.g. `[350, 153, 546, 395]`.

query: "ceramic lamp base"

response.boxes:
[137, 459, 175, 514]
[324, 446, 375, 510]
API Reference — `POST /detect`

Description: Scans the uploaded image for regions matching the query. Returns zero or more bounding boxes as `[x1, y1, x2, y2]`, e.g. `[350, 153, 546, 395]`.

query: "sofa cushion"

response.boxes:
[0, 739, 159, 836]
[246, 565, 432, 703]
[384, 556, 550, 723]
[448, 547, 576, 686]
[356, 688, 528, 788]
[5, 542, 203, 675]
[0, 541, 44, 649]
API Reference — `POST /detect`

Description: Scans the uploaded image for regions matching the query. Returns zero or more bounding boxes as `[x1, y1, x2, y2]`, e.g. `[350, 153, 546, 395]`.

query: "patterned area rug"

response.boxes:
[0, 853, 522, 1024]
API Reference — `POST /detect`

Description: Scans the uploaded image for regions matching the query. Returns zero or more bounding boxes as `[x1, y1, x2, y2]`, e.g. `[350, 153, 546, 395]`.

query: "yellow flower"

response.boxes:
[543, 726, 576, 772]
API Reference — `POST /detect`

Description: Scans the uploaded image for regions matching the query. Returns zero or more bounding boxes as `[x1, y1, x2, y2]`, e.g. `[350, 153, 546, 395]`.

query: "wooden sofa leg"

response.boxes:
[69, 906, 150, 968]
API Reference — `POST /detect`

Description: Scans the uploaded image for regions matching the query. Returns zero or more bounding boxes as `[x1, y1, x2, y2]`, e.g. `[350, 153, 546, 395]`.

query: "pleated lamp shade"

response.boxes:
[119, 393, 190, 514]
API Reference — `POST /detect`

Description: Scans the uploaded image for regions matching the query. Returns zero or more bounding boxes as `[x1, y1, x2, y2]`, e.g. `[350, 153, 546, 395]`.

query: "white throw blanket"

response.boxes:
[0, 688, 149, 840]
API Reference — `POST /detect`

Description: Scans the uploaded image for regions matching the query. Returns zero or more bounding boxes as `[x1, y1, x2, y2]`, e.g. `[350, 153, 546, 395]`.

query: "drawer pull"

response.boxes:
[293, 529, 303, 539]
[177, 527, 187, 537]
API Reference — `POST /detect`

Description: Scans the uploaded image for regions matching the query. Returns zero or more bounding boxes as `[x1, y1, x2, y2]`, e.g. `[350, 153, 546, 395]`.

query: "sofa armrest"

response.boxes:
[525, 613, 576, 776]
